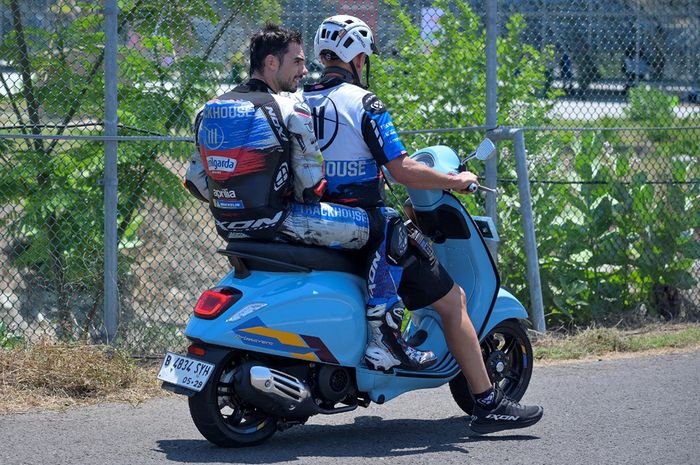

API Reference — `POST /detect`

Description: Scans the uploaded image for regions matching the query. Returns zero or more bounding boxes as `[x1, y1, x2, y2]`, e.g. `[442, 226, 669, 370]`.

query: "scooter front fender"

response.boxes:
[479, 288, 529, 338]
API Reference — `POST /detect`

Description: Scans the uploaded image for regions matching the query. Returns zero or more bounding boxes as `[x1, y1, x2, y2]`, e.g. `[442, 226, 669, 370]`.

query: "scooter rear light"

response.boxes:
[194, 287, 242, 320]
[187, 344, 206, 356]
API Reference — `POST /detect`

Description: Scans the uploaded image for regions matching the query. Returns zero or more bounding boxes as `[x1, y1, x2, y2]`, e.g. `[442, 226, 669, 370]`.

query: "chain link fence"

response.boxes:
[0, 0, 698, 353]
[495, 0, 700, 325]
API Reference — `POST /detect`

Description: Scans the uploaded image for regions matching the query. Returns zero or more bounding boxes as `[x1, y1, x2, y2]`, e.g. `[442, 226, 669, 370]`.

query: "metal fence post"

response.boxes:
[103, 0, 119, 343]
[485, 0, 499, 260]
[513, 130, 545, 332]
[488, 128, 546, 332]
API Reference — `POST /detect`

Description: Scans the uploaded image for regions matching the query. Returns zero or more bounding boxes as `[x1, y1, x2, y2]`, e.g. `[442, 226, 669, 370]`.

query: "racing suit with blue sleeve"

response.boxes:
[303, 76, 437, 371]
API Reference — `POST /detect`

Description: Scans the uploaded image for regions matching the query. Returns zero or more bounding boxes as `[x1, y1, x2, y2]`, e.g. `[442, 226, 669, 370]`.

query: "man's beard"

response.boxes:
[279, 77, 299, 93]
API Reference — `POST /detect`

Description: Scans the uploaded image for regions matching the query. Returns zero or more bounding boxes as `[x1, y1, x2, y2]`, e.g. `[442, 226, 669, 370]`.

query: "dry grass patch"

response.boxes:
[0, 342, 165, 414]
[533, 323, 700, 362]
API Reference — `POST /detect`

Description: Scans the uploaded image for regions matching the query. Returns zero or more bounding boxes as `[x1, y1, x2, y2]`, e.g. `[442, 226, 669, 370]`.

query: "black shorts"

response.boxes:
[397, 246, 454, 310]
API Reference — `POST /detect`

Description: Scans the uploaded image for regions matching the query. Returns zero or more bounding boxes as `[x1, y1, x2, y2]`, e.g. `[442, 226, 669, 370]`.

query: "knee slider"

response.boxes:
[386, 216, 408, 264]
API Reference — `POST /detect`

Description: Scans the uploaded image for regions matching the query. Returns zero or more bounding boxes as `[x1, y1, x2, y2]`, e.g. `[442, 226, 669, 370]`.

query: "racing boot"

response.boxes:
[364, 302, 438, 371]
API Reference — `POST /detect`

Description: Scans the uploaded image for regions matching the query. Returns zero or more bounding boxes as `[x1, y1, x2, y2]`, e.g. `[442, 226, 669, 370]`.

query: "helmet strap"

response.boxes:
[365, 56, 371, 89]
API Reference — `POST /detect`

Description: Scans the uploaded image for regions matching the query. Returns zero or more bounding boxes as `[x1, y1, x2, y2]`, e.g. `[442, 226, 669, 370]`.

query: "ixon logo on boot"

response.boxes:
[485, 414, 520, 421]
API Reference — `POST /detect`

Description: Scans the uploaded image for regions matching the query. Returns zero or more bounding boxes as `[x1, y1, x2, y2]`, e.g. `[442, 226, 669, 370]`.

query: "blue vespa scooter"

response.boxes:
[158, 139, 535, 447]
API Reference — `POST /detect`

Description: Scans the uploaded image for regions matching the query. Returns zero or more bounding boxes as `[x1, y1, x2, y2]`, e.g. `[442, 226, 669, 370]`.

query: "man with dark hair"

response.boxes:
[304, 15, 543, 435]
[247, 24, 304, 88]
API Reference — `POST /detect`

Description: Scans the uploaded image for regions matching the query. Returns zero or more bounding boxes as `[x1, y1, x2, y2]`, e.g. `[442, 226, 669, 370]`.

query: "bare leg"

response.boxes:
[431, 283, 491, 394]
[433, 285, 544, 433]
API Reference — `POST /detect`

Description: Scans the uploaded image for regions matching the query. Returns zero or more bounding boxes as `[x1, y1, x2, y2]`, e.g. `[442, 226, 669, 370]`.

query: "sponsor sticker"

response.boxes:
[216, 211, 284, 231]
[203, 100, 255, 119]
[325, 160, 370, 178]
[206, 156, 237, 173]
[202, 124, 225, 149]
[214, 199, 244, 209]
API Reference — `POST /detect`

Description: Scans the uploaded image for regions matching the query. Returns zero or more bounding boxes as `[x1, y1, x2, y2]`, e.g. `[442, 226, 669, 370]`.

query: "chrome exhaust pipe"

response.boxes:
[249, 366, 310, 403]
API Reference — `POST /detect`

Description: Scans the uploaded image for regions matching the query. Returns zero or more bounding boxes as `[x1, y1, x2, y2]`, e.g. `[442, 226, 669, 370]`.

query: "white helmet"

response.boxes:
[314, 15, 377, 63]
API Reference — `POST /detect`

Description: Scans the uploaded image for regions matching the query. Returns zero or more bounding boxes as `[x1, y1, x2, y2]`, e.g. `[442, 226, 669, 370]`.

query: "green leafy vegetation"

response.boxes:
[375, 0, 558, 153]
[377, 0, 698, 326]
[0, 0, 280, 342]
[0, 322, 23, 349]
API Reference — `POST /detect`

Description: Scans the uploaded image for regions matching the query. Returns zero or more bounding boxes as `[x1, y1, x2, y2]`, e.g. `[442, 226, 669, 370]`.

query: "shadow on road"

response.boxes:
[155, 415, 539, 463]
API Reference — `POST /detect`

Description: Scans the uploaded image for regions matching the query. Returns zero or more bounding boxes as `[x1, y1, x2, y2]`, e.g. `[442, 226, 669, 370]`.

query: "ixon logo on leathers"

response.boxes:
[207, 156, 237, 173]
[216, 211, 283, 231]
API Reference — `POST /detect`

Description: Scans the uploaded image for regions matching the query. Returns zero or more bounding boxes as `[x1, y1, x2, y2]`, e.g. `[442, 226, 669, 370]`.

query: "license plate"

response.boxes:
[157, 352, 215, 392]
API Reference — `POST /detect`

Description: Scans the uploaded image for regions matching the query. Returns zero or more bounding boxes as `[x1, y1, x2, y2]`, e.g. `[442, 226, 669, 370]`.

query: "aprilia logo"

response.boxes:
[212, 188, 237, 199]
[485, 414, 520, 421]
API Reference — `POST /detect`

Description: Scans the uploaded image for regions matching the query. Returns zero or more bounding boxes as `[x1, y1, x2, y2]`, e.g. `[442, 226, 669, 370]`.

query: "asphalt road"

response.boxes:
[2, 349, 699, 465]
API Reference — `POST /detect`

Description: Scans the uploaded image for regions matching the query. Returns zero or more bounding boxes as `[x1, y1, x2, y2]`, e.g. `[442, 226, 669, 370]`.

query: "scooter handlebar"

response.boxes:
[465, 183, 497, 195]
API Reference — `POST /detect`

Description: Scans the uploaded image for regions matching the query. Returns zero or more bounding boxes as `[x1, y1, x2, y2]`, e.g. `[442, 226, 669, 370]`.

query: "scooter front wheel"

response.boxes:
[449, 319, 533, 415]
[188, 353, 278, 447]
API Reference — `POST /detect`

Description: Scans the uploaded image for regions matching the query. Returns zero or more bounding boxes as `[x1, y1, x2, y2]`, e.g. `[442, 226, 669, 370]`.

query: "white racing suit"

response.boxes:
[303, 74, 437, 370]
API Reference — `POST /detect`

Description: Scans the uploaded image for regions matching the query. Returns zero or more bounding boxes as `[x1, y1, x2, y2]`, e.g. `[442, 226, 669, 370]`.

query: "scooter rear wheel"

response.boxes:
[188, 353, 278, 447]
[449, 319, 533, 415]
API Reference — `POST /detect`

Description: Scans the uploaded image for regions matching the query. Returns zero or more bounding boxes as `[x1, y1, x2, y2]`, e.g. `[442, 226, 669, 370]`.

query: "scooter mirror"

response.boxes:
[475, 138, 496, 161]
[460, 139, 497, 167]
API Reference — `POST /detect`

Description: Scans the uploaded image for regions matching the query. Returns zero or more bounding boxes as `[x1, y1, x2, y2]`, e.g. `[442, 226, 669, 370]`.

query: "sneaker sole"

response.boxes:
[467, 408, 544, 435]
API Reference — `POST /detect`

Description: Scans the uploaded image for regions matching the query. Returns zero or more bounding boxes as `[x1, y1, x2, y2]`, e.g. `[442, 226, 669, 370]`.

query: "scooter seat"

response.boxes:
[219, 240, 365, 276]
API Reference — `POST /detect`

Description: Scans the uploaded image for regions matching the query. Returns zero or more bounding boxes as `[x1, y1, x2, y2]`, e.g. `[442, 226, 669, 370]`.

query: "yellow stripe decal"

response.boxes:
[242, 326, 307, 347]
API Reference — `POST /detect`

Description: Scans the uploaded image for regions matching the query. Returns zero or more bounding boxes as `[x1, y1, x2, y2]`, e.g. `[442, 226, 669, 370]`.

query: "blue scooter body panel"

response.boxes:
[410, 191, 500, 339]
[185, 269, 368, 367]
